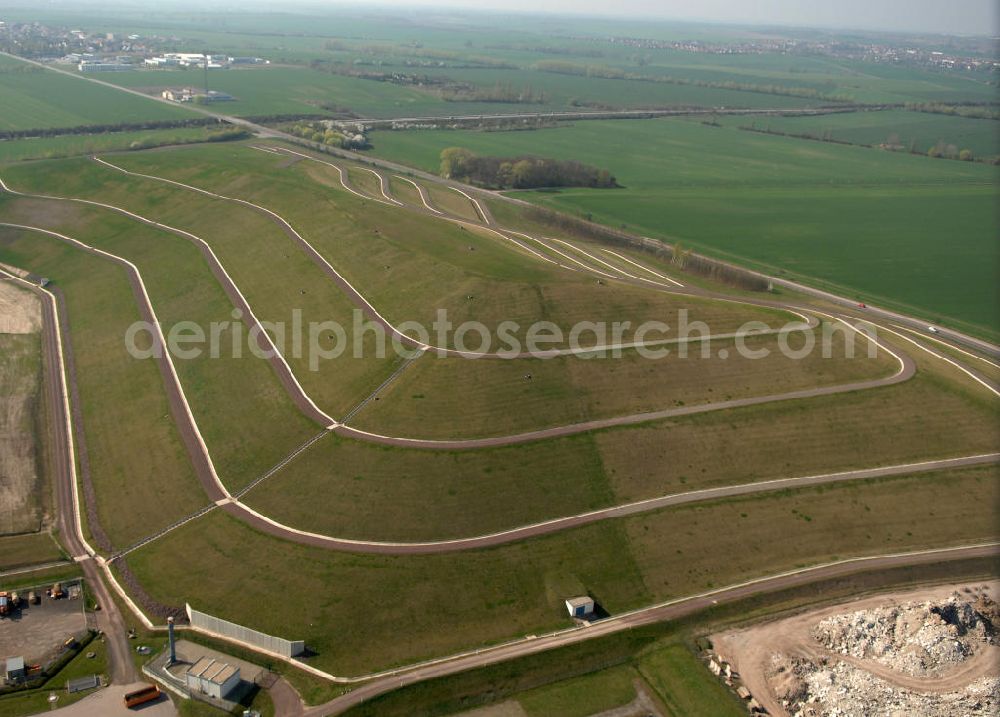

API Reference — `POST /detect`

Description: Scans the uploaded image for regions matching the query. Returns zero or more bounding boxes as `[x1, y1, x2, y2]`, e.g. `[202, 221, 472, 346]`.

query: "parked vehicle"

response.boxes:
[28, 591, 39, 605]
[51, 583, 64, 599]
[124, 684, 160, 708]
[0, 592, 9, 616]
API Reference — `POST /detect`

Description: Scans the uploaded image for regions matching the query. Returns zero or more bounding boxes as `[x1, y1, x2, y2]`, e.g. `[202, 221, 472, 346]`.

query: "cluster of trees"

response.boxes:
[288, 122, 368, 149]
[926, 142, 975, 161]
[739, 124, 988, 163]
[905, 103, 1000, 121]
[440, 147, 617, 189]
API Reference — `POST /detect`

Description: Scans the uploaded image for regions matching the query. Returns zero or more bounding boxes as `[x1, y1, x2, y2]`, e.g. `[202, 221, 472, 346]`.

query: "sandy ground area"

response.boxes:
[712, 581, 1000, 717]
[0, 279, 41, 334]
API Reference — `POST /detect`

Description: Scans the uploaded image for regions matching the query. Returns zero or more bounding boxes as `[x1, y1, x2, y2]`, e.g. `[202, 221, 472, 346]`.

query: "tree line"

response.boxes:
[440, 147, 617, 189]
[0, 117, 223, 141]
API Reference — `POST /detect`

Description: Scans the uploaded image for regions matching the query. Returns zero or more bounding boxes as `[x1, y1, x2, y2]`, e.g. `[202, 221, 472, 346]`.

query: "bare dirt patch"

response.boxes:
[0, 279, 41, 333]
[712, 581, 1000, 716]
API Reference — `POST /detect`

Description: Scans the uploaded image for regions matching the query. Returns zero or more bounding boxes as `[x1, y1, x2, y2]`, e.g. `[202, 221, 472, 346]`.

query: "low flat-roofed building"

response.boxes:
[185, 657, 240, 699]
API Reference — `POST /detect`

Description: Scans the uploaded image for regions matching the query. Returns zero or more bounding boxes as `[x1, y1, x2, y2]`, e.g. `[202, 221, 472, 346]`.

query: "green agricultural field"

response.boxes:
[0, 126, 243, 163]
[126, 463, 998, 675]
[85, 58, 821, 120]
[723, 109, 1000, 160]
[0, 54, 193, 130]
[368, 119, 999, 338]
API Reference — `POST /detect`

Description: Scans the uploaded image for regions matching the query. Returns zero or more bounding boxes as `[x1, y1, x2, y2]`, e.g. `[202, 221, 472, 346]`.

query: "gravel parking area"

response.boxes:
[0, 582, 87, 664]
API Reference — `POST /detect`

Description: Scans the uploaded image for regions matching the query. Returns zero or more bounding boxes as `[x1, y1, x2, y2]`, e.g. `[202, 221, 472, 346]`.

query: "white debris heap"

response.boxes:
[768, 591, 1000, 717]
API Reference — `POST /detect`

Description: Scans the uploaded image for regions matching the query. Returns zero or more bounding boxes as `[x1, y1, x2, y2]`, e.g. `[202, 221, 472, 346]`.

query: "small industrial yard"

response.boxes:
[0, 579, 87, 666]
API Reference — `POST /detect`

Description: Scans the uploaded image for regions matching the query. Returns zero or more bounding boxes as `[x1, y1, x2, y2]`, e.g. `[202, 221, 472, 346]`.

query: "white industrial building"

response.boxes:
[144, 53, 226, 68]
[78, 61, 132, 72]
[565, 596, 595, 618]
[4, 657, 25, 683]
[185, 657, 240, 699]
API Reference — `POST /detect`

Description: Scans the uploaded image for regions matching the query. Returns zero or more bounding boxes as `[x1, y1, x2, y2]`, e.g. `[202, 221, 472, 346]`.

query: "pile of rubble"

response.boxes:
[765, 591, 999, 716]
[770, 657, 999, 717]
[811, 591, 997, 676]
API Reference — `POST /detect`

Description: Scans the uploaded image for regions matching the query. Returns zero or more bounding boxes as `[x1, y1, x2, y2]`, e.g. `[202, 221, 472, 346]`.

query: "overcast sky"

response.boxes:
[358, 0, 998, 36]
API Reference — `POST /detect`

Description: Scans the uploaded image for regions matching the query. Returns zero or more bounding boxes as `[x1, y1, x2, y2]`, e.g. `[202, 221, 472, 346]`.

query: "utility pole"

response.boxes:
[203, 50, 209, 93]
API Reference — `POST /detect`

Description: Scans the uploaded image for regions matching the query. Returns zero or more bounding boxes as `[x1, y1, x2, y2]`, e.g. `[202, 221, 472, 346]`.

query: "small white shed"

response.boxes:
[565, 596, 595, 618]
[185, 657, 240, 699]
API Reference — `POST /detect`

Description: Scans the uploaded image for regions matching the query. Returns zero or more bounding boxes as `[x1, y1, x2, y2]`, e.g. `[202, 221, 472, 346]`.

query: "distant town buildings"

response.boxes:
[161, 88, 235, 103]
[78, 60, 131, 72]
[144, 53, 268, 68]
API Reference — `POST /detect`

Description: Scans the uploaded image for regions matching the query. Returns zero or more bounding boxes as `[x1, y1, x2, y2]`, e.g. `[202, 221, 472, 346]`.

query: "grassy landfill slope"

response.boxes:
[242, 348, 998, 542]
[242, 432, 615, 542]
[106, 144, 791, 343]
[350, 326, 898, 440]
[598, 355, 1000, 502]
[0, 532, 63, 571]
[0, 193, 316, 498]
[0, 217, 203, 548]
[0, 329, 44, 535]
[369, 118, 999, 337]
[0, 53, 193, 131]
[127, 464, 999, 675]
[3, 152, 397, 420]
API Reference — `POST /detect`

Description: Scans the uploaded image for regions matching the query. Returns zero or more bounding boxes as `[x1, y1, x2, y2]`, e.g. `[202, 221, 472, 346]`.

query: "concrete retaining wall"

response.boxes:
[185, 604, 304, 657]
